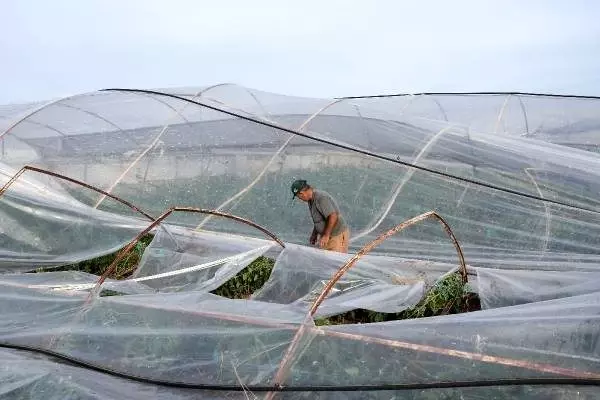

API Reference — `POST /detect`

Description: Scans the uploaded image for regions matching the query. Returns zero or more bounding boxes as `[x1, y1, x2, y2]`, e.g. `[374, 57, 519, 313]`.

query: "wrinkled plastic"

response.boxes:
[131, 225, 274, 292]
[1, 347, 595, 400]
[287, 292, 600, 398]
[3, 89, 600, 260]
[0, 347, 237, 399]
[253, 243, 458, 316]
[476, 267, 600, 309]
[0, 163, 147, 272]
[0, 281, 598, 391]
[2, 87, 600, 398]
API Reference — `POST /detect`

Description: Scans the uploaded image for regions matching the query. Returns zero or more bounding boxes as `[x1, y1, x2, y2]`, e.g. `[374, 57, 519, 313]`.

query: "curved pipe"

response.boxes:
[98, 88, 600, 216]
[95, 84, 278, 212]
[56, 103, 123, 131]
[493, 94, 512, 134]
[524, 168, 551, 253]
[397, 94, 448, 122]
[0, 91, 188, 169]
[93, 88, 208, 208]
[297, 98, 345, 131]
[1, 166, 282, 285]
[197, 83, 270, 117]
[0, 90, 193, 161]
[195, 98, 346, 230]
[430, 97, 449, 122]
[18, 118, 67, 137]
[0, 165, 156, 221]
[92, 206, 286, 295]
[398, 94, 417, 115]
[136, 92, 192, 123]
[353, 105, 374, 149]
[0, 92, 97, 141]
[351, 125, 455, 242]
[316, 211, 467, 311]
[196, 82, 234, 95]
[268, 211, 467, 394]
[516, 95, 531, 136]
[94, 86, 276, 207]
[194, 133, 295, 230]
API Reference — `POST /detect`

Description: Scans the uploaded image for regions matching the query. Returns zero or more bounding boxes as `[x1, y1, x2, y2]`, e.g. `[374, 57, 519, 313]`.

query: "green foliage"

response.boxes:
[33, 235, 480, 324]
[34, 234, 154, 279]
[211, 256, 275, 299]
[315, 272, 479, 326]
[402, 273, 471, 319]
[98, 289, 124, 297]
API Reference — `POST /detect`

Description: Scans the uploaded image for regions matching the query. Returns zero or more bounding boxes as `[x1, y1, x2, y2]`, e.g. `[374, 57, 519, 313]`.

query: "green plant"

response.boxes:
[402, 273, 470, 319]
[211, 256, 275, 299]
[315, 272, 479, 326]
[32, 236, 481, 325]
[33, 234, 154, 279]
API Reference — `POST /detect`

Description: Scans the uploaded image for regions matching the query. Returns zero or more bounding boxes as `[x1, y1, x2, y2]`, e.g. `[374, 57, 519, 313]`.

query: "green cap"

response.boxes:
[290, 179, 309, 199]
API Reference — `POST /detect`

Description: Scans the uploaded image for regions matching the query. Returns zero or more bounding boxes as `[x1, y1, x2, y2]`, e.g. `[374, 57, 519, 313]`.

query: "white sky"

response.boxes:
[1, 0, 599, 104]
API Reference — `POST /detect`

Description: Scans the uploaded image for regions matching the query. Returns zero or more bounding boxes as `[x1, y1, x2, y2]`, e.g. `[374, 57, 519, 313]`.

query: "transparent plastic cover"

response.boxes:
[1, 86, 599, 398]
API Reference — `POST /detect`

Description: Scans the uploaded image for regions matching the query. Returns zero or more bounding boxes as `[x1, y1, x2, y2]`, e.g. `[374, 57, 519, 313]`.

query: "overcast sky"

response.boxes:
[1, 0, 599, 104]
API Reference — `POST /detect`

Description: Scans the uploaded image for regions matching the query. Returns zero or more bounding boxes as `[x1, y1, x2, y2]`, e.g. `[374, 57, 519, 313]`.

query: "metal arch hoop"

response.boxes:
[0, 92, 95, 141]
[197, 83, 271, 117]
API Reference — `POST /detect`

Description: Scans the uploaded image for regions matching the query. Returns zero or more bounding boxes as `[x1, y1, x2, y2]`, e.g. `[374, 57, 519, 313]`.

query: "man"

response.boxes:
[291, 179, 350, 253]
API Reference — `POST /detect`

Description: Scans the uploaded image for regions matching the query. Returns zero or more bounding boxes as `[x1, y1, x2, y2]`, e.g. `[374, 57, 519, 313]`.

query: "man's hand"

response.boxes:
[318, 234, 330, 249]
[318, 212, 337, 249]
[310, 230, 318, 245]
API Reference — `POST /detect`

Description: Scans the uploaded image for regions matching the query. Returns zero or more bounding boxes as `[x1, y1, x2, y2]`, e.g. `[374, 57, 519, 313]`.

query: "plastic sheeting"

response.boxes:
[0, 283, 308, 386]
[311, 291, 600, 386]
[2, 87, 600, 398]
[476, 267, 600, 309]
[0, 281, 598, 395]
[2, 347, 595, 400]
[253, 243, 458, 316]
[131, 225, 274, 292]
[0, 347, 237, 399]
[0, 162, 147, 272]
[3, 88, 600, 264]
[0, 270, 156, 295]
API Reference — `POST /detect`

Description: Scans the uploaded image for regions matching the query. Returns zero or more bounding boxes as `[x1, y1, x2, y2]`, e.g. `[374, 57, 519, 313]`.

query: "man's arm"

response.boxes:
[318, 212, 338, 248]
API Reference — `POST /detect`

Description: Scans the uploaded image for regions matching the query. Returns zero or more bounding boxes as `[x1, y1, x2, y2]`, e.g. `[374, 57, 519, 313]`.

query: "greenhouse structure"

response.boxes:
[0, 84, 599, 398]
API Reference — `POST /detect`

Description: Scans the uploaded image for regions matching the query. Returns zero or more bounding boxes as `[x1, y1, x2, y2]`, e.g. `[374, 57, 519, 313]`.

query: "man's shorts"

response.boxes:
[325, 229, 350, 253]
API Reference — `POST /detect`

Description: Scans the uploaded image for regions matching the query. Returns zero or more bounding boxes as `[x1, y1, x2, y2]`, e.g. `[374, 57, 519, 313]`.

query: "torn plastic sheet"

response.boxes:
[304, 291, 600, 386]
[0, 222, 275, 296]
[4, 90, 600, 261]
[0, 347, 596, 400]
[0, 271, 156, 295]
[0, 285, 313, 387]
[2, 89, 600, 398]
[0, 270, 99, 288]
[253, 243, 459, 316]
[0, 347, 232, 400]
[0, 162, 147, 273]
[130, 225, 274, 292]
[476, 267, 600, 309]
[0, 282, 598, 389]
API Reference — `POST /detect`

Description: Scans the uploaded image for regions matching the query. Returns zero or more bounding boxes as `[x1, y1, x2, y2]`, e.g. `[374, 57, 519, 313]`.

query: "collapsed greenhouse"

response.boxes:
[0, 85, 600, 399]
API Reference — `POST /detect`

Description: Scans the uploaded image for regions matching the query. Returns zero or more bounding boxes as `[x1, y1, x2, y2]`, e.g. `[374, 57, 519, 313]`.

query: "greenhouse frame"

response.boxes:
[1, 85, 599, 399]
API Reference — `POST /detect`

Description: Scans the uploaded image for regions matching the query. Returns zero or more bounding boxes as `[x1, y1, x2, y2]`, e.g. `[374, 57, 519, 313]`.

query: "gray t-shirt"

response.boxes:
[308, 190, 348, 236]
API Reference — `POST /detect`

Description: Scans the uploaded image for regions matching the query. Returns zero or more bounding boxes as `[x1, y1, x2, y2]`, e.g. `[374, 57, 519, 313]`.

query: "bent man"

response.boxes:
[291, 179, 350, 253]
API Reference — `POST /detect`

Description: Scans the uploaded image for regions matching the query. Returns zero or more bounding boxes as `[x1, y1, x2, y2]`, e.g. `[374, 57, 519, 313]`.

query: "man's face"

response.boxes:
[296, 188, 311, 202]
